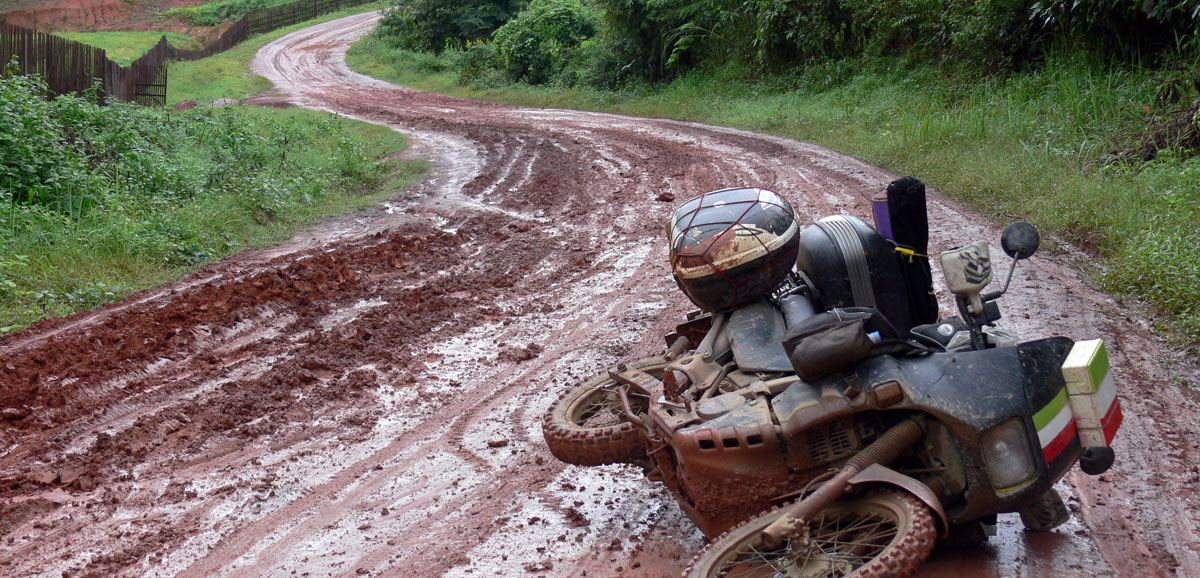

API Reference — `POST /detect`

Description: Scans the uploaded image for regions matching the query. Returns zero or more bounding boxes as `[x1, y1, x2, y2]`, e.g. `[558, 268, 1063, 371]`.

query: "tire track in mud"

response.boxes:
[178, 250, 673, 577]
[0, 10, 1197, 578]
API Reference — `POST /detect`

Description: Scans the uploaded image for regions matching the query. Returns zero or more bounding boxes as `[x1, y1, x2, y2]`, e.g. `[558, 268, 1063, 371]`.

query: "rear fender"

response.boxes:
[848, 463, 950, 537]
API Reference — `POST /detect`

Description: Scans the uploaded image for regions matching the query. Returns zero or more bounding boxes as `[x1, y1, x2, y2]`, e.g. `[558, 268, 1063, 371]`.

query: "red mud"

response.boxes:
[0, 10, 1198, 578]
[1, 0, 211, 34]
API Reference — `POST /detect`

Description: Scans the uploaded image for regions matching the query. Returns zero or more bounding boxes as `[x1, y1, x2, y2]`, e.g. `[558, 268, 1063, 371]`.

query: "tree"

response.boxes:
[492, 0, 597, 83]
[377, 0, 529, 53]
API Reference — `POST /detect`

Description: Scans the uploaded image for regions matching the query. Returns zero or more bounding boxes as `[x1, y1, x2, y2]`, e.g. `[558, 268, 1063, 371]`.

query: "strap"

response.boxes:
[894, 245, 929, 262]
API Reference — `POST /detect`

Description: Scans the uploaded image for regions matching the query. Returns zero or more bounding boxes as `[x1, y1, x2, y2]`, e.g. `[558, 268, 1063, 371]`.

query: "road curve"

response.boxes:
[0, 10, 1197, 578]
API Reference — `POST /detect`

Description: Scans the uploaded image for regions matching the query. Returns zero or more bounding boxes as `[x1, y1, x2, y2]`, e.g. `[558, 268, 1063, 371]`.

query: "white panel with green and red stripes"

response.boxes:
[1034, 339, 1121, 464]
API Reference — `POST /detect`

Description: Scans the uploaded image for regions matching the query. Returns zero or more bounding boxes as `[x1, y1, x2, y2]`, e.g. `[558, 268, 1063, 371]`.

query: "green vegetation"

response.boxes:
[584, 0, 1200, 81]
[168, 43, 274, 104]
[352, 2, 1200, 342]
[375, 0, 524, 53]
[57, 31, 202, 65]
[168, 0, 294, 26]
[0, 63, 422, 334]
[370, 0, 1198, 86]
[0, 0, 408, 333]
[490, 0, 595, 84]
[169, 0, 387, 104]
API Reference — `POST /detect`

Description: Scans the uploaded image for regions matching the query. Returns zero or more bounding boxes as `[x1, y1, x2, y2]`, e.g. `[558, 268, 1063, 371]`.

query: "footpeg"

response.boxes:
[1018, 488, 1069, 531]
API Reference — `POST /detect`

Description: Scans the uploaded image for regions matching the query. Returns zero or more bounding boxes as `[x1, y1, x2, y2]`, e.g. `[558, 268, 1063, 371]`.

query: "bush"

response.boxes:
[0, 72, 96, 216]
[846, 0, 1042, 69]
[456, 43, 500, 84]
[169, 0, 280, 26]
[1032, 0, 1200, 58]
[378, 0, 526, 53]
[571, 37, 637, 89]
[491, 0, 596, 84]
[588, 0, 1200, 79]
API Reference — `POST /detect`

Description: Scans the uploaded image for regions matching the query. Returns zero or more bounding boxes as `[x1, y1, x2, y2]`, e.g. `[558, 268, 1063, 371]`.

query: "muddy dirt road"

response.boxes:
[2, 11, 1199, 578]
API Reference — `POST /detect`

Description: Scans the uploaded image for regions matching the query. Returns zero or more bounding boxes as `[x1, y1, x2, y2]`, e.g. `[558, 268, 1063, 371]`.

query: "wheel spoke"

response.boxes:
[718, 511, 900, 577]
[696, 491, 935, 578]
[574, 383, 650, 429]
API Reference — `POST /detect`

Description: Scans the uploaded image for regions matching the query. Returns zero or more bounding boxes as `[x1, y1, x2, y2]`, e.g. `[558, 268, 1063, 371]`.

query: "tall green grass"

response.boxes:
[349, 41, 1200, 343]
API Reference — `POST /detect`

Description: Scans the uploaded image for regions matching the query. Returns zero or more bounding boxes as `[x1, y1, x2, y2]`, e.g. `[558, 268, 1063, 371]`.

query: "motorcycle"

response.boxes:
[542, 182, 1122, 578]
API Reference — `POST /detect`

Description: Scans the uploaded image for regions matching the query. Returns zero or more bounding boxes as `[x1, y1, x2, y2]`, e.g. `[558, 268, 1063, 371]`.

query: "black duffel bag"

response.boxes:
[782, 307, 917, 381]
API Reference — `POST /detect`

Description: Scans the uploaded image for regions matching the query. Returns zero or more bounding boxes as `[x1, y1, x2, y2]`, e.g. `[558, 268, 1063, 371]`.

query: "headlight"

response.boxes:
[981, 418, 1037, 491]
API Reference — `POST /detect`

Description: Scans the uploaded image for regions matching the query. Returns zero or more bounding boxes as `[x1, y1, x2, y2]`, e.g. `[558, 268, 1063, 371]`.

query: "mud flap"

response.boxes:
[848, 463, 949, 537]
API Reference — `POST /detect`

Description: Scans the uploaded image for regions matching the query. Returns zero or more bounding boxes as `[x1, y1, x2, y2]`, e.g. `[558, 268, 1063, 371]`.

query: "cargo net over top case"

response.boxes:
[667, 188, 801, 312]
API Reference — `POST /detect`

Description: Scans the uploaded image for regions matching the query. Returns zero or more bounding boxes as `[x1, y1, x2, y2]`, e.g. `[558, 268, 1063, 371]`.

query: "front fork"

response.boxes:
[610, 335, 692, 441]
[760, 417, 927, 547]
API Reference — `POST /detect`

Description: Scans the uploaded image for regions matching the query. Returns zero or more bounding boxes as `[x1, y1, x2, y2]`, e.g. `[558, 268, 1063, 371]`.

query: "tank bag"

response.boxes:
[781, 307, 915, 381]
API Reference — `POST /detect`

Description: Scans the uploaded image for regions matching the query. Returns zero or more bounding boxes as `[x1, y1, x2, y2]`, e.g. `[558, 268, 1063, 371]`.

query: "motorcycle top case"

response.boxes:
[796, 215, 934, 333]
[667, 187, 800, 312]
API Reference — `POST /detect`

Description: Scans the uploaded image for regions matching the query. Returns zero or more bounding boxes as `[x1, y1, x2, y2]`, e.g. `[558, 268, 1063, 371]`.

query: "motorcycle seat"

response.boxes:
[726, 298, 794, 373]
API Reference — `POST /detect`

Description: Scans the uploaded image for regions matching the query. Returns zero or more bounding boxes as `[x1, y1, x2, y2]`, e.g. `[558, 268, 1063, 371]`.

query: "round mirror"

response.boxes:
[1001, 222, 1040, 259]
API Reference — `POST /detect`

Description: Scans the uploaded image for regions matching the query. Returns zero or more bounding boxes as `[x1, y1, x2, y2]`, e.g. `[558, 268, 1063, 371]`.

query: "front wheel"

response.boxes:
[541, 356, 666, 466]
[685, 489, 937, 578]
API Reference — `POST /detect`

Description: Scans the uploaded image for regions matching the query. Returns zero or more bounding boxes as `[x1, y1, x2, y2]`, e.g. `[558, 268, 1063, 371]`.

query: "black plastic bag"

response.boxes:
[886, 177, 939, 325]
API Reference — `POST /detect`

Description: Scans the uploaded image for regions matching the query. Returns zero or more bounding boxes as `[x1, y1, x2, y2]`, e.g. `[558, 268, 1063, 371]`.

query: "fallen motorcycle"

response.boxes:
[542, 182, 1122, 578]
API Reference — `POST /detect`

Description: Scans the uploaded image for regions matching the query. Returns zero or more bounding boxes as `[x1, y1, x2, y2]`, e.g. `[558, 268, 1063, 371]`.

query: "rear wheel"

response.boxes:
[541, 356, 665, 466]
[685, 489, 937, 578]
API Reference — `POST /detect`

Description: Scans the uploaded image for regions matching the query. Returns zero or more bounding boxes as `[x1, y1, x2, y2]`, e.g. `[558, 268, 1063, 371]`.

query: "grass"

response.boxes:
[168, 1, 386, 104]
[166, 0, 300, 27]
[348, 38, 1200, 343]
[0, 103, 425, 334]
[57, 31, 202, 65]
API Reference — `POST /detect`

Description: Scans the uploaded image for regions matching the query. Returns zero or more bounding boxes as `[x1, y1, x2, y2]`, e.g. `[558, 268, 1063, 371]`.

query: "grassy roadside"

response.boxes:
[0, 97, 424, 335]
[56, 31, 203, 65]
[0, 4, 424, 335]
[348, 38, 1200, 344]
[168, 1, 386, 104]
[167, 0, 300, 27]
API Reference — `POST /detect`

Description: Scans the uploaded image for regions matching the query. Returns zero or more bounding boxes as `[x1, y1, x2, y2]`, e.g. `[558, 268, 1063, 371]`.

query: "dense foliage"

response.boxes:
[586, 0, 1200, 80]
[492, 0, 597, 83]
[376, 0, 527, 53]
[169, 0, 288, 26]
[0, 71, 404, 332]
[374, 0, 1199, 84]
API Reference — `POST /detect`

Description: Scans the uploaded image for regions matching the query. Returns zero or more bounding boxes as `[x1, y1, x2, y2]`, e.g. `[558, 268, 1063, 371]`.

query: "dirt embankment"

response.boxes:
[1, 0, 209, 34]
[0, 11, 1197, 578]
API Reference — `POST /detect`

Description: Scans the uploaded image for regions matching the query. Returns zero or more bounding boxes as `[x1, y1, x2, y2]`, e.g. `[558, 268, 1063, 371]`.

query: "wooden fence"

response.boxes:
[248, 0, 371, 35]
[0, 0, 374, 106]
[0, 23, 114, 97]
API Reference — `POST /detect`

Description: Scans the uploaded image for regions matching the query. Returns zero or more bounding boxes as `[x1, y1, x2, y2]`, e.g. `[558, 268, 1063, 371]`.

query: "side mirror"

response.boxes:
[1001, 222, 1040, 260]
